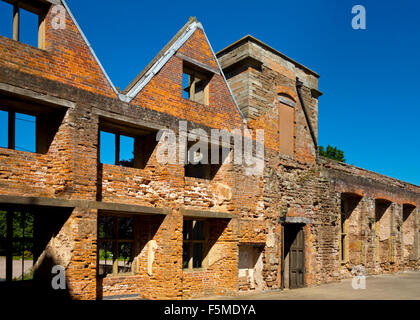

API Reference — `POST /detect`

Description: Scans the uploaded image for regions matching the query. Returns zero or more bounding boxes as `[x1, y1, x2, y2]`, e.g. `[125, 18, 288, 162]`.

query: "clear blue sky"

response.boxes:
[1, 0, 419, 185]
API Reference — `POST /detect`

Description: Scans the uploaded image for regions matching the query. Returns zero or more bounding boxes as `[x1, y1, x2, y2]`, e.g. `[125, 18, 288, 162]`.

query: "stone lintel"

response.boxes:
[93, 107, 165, 133]
[0, 195, 168, 215]
[176, 52, 220, 75]
[181, 208, 237, 219]
[0, 81, 75, 109]
[279, 216, 312, 224]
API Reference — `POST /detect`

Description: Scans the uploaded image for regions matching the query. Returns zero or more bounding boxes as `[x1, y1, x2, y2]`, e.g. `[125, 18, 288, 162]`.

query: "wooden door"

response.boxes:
[289, 226, 305, 288]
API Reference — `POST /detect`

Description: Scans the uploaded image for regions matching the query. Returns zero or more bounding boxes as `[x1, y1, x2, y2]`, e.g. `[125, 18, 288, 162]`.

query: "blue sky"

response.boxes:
[0, 0, 419, 185]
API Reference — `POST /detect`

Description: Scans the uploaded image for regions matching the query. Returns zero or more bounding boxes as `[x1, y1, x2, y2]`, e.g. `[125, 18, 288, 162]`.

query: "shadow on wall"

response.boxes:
[0, 205, 73, 301]
[96, 214, 164, 300]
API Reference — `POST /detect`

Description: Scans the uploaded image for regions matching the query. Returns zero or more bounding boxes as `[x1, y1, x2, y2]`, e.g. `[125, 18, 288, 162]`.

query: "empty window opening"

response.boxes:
[402, 204, 416, 259]
[183, 220, 207, 270]
[0, 95, 66, 154]
[99, 121, 157, 170]
[403, 204, 415, 223]
[98, 214, 134, 276]
[184, 142, 228, 180]
[182, 72, 190, 100]
[374, 199, 392, 263]
[18, 7, 39, 48]
[99, 131, 134, 168]
[0, 1, 48, 49]
[0, 110, 7, 148]
[15, 112, 36, 152]
[119, 135, 135, 167]
[0, 1, 13, 39]
[99, 131, 116, 166]
[185, 148, 212, 179]
[340, 201, 348, 264]
[0, 110, 36, 153]
[340, 194, 362, 264]
[0, 208, 35, 282]
[182, 63, 211, 106]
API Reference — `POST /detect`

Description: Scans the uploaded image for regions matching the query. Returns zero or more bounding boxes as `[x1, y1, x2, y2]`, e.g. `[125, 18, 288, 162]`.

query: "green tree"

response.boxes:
[319, 145, 346, 163]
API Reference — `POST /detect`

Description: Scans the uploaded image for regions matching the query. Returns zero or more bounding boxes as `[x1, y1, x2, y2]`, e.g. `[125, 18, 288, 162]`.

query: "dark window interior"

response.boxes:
[184, 144, 228, 180]
[183, 220, 206, 269]
[98, 214, 134, 276]
[0, 208, 35, 282]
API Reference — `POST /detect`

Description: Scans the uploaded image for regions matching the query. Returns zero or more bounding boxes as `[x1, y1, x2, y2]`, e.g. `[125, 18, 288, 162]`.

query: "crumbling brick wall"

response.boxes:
[0, 1, 419, 300]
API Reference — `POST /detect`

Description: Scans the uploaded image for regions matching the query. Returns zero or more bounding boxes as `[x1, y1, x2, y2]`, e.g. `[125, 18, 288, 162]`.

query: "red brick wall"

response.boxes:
[0, 5, 116, 98]
[131, 29, 243, 131]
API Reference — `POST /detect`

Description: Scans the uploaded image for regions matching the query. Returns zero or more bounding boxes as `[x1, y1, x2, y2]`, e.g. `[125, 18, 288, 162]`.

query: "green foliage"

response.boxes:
[0, 211, 34, 239]
[319, 145, 346, 163]
[119, 158, 134, 168]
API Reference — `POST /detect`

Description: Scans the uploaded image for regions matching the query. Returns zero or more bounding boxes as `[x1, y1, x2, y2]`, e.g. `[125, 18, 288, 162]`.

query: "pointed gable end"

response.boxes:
[0, 0, 119, 98]
[123, 18, 245, 131]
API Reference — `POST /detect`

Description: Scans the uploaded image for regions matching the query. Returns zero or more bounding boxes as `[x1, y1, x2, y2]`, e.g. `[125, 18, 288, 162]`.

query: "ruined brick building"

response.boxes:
[0, 0, 418, 300]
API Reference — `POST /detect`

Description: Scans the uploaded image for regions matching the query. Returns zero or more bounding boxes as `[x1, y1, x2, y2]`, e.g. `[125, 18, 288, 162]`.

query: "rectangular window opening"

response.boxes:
[19, 7, 39, 48]
[15, 112, 36, 153]
[0, 1, 13, 39]
[98, 214, 134, 277]
[99, 125, 157, 169]
[119, 135, 135, 168]
[183, 220, 207, 270]
[0, 209, 35, 282]
[340, 198, 349, 264]
[184, 143, 228, 180]
[0, 1, 47, 49]
[182, 63, 211, 106]
[0, 109, 40, 153]
[182, 73, 190, 99]
[99, 131, 116, 166]
[0, 110, 8, 148]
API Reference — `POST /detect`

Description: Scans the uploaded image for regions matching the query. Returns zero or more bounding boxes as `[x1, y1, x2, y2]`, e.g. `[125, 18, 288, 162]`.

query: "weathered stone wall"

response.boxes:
[320, 159, 420, 276]
[0, 1, 419, 301]
[218, 37, 420, 291]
